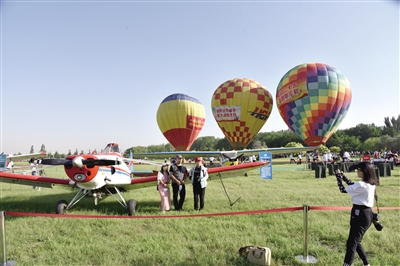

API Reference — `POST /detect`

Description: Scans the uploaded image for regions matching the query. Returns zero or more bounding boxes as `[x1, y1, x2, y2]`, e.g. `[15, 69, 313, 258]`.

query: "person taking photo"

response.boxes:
[335, 162, 378, 266]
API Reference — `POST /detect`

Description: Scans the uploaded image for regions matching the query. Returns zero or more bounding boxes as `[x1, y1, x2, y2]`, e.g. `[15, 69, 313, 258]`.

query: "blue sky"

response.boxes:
[1, 1, 399, 154]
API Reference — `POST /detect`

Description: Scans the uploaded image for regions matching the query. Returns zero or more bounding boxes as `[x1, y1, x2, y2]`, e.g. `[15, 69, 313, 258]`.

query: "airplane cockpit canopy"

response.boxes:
[103, 143, 121, 154]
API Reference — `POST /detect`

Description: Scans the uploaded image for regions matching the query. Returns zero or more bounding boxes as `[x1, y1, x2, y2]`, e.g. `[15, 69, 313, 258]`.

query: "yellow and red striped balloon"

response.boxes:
[157, 93, 206, 151]
[211, 78, 273, 150]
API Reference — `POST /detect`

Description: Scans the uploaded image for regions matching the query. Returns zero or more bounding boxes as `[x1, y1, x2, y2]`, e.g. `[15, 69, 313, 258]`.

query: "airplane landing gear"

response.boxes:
[56, 199, 67, 214]
[127, 199, 137, 216]
[54, 187, 137, 216]
[103, 186, 137, 216]
[55, 189, 89, 215]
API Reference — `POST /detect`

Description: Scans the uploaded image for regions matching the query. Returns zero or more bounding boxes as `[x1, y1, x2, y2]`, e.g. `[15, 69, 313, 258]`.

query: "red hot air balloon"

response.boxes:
[157, 93, 206, 151]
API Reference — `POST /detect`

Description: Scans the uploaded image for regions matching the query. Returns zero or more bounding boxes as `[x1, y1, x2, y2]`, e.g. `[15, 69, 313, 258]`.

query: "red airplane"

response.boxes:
[0, 143, 269, 216]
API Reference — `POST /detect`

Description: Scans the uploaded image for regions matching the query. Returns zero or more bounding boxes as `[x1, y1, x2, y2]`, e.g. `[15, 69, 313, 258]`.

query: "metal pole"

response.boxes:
[303, 205, 309, 258]
[0, 211, 16, 266]
[1, 211, 6, 266]
[295, 205, 317, 264]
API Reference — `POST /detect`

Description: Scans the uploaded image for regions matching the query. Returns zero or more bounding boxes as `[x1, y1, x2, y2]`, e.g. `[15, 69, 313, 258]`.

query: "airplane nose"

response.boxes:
[72, 156, 84, 168]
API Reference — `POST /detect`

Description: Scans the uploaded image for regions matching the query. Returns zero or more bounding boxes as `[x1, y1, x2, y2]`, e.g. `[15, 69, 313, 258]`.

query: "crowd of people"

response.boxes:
[156, 154, 209, 213]
[293, 149, 399, 165]
[289, 153, 302, 164]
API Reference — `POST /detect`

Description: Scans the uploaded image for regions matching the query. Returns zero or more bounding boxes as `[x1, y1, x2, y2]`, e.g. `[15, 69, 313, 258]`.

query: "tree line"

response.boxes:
[28, 115, 400, 158]
[127, 115, 400, 156]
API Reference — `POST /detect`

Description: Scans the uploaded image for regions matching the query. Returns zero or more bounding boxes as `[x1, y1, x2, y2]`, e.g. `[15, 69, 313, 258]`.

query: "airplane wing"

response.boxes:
[206, 161, 268, 180]
[6, 152, 47, 161]
[241, 146, 320, 155]
[118, 161, 268, 190]
[132, 146, 320, 159]
[0, 172, 73, 188]
[1, 162, 268, 190]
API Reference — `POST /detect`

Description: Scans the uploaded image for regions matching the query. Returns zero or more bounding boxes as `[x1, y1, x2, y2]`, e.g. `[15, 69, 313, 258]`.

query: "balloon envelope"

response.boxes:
[211, 78, 273, 150]
[276, 63, 352, 146]
[157, 93, 206, 151]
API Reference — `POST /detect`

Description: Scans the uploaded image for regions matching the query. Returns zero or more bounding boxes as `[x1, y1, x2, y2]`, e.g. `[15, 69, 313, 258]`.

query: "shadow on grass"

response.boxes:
[1, 191, 164, 217]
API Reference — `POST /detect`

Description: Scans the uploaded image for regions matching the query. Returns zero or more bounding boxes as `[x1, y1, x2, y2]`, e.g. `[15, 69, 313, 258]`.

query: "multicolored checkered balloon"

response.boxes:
[276, 63, 352, 146]
[211, 78, 273, 150]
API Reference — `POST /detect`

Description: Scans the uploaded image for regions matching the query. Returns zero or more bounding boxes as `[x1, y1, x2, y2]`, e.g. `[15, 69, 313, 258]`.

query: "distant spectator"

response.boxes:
[327, 151, 332, 162]
[289, 153, 296, 164]
[30, 158, 41, 191]
[343, 150, 350, 162]
[361, 152, 371, 162]
[323, 153, 328, 162]
[297, 154, 302, 165]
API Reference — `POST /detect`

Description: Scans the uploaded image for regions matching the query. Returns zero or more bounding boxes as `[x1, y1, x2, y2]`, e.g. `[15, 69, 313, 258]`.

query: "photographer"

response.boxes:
[335, 162, 378, 266]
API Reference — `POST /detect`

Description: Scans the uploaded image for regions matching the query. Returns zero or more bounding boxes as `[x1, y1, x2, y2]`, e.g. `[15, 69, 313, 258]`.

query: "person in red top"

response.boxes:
[361, 152, 371, 162]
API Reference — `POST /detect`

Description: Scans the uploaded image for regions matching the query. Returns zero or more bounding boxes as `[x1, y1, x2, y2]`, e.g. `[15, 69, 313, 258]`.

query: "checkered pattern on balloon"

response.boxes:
[211, 78, 273, 150]
[276, 63, 352, 146]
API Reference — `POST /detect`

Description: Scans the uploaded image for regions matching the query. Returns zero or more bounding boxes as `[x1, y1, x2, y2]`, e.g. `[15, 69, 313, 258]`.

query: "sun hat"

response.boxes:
[348, 162, 369, 172]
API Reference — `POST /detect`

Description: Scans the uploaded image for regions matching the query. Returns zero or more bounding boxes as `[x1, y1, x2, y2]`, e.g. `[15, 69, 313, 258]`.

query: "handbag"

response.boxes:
[239, 246, 271, 266]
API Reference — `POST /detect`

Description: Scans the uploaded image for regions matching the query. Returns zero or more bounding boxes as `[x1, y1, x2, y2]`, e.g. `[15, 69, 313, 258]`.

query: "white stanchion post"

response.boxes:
[0, 211, 16, 266]
[295, 205, 317, 264]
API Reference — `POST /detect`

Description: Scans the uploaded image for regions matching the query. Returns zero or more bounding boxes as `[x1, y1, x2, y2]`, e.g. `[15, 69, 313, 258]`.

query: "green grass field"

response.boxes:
[1, 159, 399, 265]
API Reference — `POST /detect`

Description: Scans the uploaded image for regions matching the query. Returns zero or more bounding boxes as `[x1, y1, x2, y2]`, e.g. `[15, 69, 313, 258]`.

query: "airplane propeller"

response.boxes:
[41, 157, 121, 168]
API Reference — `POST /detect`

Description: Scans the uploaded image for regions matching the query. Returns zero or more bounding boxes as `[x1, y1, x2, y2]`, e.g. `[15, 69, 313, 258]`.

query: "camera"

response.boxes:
[372, 212, 383, 231]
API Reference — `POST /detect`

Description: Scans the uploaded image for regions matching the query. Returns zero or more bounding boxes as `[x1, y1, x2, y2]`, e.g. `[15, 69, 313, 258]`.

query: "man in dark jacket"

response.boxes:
[169, 155, 188, 211]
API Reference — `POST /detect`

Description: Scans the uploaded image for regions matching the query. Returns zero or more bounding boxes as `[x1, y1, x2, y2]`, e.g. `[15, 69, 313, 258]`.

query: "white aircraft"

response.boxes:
[0, 143, 270, 216]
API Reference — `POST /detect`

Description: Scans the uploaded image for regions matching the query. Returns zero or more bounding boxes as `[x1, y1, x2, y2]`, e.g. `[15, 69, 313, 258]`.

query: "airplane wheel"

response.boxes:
[127, 199, 137, 216]
[56, 200, 67, 214]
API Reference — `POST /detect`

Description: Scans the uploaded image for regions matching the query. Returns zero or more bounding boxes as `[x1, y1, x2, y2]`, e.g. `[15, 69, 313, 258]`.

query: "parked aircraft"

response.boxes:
[4, 152, 47, 161]
[132, 146, 319, 163]
[0, 143, 269, 216]
[2, 152, 47, 173]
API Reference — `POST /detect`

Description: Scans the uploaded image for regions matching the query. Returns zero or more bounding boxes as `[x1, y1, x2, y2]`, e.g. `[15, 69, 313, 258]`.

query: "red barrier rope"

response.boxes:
[5, 206, 304, 219]
[5, 206, 400, 219]
[310, 206, 400, 211]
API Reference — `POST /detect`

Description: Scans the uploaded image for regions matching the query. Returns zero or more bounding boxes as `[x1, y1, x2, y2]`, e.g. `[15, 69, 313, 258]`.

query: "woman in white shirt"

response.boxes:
[157, 163, 171, 213]
[335, 162, 378, 266]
